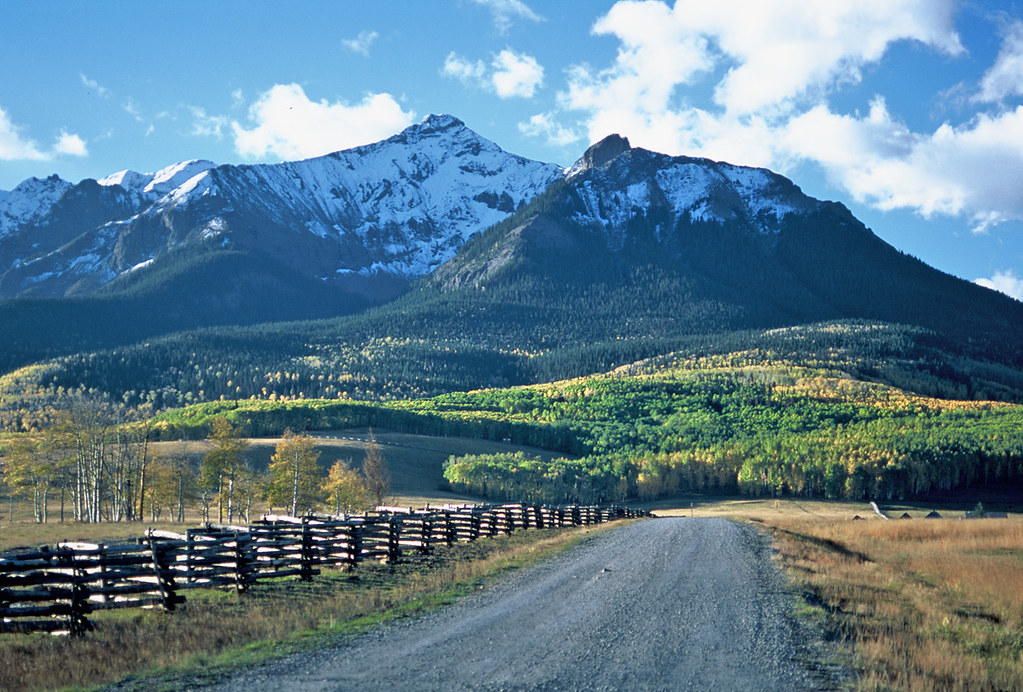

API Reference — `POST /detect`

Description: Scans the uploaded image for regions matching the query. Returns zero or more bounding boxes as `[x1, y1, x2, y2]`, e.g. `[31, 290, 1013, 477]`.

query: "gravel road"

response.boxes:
[208, 518, 839, 691]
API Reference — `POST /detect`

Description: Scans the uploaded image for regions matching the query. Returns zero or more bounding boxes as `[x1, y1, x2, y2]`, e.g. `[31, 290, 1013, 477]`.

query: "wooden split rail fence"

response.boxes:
[0, 503, 648, 636]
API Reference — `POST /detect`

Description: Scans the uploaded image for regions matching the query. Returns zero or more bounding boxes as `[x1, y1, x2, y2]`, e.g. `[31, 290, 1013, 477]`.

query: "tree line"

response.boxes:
[13, 316, 1020, 439]
[0, 406, 391, 524]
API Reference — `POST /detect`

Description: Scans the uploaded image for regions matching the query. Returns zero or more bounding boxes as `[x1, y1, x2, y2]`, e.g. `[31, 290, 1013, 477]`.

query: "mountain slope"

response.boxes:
[0, 115, 562, 300]
[16, 137, 1023, 418]
[0, 245, 375, 372]
[0, 115, 564, 369]
[433, 137, 1023, 355]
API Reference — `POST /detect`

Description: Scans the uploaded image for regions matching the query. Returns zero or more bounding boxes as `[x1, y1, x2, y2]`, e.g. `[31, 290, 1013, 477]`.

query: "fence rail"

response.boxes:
[0, 503, 647, 636]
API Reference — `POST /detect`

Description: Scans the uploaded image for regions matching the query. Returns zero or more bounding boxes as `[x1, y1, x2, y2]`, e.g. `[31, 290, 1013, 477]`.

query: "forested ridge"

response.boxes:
[123, 335, 1023, 504]
[0, 244, 371, 373]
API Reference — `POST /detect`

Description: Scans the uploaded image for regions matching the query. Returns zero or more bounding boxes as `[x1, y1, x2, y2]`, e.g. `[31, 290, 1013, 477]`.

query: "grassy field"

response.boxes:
[146, 427, 566, 492]
[770, 517, 1023, 690]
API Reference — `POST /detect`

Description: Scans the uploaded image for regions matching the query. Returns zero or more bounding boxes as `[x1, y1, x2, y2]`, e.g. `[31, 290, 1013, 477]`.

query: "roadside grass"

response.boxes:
[0, 515, 197, 552]
[0, 523, 617, 692]
[764, 517, 1023, 690]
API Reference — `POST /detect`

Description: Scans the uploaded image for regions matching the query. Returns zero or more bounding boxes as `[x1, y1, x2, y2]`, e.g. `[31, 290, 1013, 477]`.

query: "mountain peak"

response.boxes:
[567, 134, 631, 177]
[416, 114, 466, 133]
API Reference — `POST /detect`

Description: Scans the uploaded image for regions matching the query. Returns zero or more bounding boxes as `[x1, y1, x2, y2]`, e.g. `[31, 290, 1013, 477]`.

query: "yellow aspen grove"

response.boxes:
[361, 430, 390, 507]
[201, 416, 250, 523]
[268, 430, 322, 516]
[321, 458, 370, 515]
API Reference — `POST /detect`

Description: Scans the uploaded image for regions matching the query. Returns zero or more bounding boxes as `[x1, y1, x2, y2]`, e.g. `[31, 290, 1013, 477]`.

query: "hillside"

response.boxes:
[1, 127, 1022, 449]
[0, 116, 562, 369]
[5, 135, 1019, 423]
[135, 335, 1023, 504]
[433, 138, 1023, 354]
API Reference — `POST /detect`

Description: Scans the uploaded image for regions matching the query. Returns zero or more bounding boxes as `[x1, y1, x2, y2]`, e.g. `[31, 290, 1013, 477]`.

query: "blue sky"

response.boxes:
[2, 0, 1023, 300]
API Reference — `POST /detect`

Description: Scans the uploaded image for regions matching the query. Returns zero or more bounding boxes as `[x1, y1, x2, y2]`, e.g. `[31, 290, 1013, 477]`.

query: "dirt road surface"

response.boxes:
[208, 518, 840, 691]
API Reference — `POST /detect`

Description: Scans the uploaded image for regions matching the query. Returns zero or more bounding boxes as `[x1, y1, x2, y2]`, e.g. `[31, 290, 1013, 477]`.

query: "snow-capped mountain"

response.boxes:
[434, 134, 833, 290]
[2, 118, 1022, 382]
[431, 134, 1023, 364]
[0, 115, 563, 298]
[566, 135, 819, 248]
[0, 175, 75, 239]
[97, 159, 216, 204]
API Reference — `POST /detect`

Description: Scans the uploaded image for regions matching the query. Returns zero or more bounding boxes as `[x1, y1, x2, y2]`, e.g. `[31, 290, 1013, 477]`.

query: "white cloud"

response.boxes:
[53, 130, 88, 157]
[0, 106, 87, 161]
[231, 83, 416, 160]
[783, 102, 1023, 230]
[189, 106, 229, 139]
[564, 1, 713, 128]
[123, 98, 144, 122]
[341, 30, 379, 56]
[492, 50, 544, 98]
[443, 49, 544, 99]
[565, 0, 961, 124]
[79, 73, 109, 98]
[0, 106, 47, 160]
[976, 270, 1023, 301]
[518, 112, 581, 147]
[443, 53, 487, 83]
[975, 20, 1023, 103]
[468, 0, 543, 34]
[546, 0, 1023, 232]
[570, 0, 962, 121]
[697, 0, 961, 115]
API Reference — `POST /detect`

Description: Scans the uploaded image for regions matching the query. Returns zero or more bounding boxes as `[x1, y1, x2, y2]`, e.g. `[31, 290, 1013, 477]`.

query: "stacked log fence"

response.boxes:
[0, 502, 648, 636]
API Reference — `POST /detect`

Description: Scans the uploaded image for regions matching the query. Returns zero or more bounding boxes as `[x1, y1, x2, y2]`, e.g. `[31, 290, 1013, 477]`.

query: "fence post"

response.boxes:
[185, 529, 196, 584]
[387, 516, 401, 563]
[233, 532, 252, 592]
[300, 519, 314, 581]
[146, 534, 179, 612]
[420, 515, 432, 554]
[444, 511, 455, 547]
[65, 547, 92, 637]
[350, 522, 363, 569]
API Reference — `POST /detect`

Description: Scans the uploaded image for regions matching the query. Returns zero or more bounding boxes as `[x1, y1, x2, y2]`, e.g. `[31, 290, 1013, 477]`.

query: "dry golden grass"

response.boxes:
[765, 517, 1023, 691]
[0, 523, 612, 691]
[0, 514, 201, 551]
[648, 495, 876, 521]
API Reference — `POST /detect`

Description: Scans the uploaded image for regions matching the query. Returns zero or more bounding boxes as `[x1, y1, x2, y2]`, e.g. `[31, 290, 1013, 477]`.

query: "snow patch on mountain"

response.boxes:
[570, 149, 820, 238]
[98, 169, 150, 191]
[98, 160, 216, 202]
[145, 160, 215, 197]
[0, 175, 74, 238]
